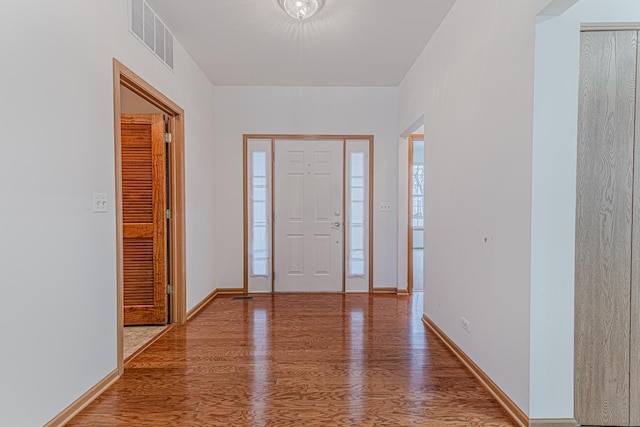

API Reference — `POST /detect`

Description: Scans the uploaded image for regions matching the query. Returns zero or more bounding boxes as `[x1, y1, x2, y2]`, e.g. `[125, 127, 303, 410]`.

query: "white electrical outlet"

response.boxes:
[379, 202, 392, 212]
[92, 193, 108, 213]
[461, 317, 471, 334]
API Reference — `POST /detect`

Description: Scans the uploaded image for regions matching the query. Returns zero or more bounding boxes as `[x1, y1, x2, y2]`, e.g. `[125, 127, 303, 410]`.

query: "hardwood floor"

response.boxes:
[68, 294, 516, 426]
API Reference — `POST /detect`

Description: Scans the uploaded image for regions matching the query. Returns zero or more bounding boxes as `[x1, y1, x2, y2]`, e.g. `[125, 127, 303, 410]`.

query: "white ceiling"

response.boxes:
[147, 0, 457, 86]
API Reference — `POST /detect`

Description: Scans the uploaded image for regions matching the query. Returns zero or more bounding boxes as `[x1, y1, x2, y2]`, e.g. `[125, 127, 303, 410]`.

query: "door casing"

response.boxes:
[113, 59, 186, 374]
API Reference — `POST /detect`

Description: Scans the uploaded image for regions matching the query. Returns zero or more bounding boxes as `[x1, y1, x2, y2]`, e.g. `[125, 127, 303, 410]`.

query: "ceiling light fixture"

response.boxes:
[278, 0, 324, 21]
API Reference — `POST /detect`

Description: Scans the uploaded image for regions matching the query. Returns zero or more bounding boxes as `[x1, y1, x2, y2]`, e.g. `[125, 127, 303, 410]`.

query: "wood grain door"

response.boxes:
[121, 114, 167, 325]
[575, 30, 637, 426]
[632, 30, 640, 427]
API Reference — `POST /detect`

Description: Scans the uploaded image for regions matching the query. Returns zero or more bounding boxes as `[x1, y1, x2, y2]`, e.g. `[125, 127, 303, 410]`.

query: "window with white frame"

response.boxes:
[412, 164, 424, 229]
[251, 151, 269, 276]
[348, 152, 366, 277]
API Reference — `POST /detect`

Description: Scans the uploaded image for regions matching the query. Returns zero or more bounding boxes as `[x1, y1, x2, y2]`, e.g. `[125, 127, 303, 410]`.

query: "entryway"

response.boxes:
[244, 135, 373, 294]
[113, 60, 187, 372]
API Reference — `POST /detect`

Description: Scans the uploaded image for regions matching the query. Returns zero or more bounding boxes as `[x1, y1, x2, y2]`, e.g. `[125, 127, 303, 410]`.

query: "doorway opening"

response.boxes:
[398, 118, 424, 295]
[243, 135, 373, 294]
[113, 59, 186, 373]
[408, 134, 424, 293]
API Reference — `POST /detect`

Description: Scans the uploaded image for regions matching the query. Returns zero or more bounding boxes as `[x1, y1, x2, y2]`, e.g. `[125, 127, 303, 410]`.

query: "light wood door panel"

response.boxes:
[632, 31, 640, 427]
[274, 140, 343, 292]
[121, 114, 167, 325]
[575, 30, 637, 426]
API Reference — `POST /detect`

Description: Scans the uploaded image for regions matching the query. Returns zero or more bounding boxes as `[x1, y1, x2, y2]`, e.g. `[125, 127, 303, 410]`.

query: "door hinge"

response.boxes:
[165, 132, 172, 143]
[167, 284, 172, 295]
[166, 209, 171, 220]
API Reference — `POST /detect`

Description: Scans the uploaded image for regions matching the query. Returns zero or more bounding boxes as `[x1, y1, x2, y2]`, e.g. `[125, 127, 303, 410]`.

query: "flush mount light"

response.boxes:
[278, 0, 324, 21]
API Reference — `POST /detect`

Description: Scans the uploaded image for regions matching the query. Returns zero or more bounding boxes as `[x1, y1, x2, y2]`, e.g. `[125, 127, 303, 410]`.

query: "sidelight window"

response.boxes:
[246, 138, 273, 293]
[348, 152, 366, 277]
[250, 151, 269, 276]
[345, 138, 370, 292]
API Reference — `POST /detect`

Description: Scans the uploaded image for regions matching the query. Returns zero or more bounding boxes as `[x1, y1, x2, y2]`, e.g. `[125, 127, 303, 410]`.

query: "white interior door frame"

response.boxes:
[243, 134, 374, 294]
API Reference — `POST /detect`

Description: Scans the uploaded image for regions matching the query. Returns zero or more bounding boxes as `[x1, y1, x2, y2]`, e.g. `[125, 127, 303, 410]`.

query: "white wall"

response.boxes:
[213, 86, 398, 290]
[0, 1, 216, 425]
[121, 86, 165, 114]
[531, 0, 640, 418]
[398, 0, 554, 414]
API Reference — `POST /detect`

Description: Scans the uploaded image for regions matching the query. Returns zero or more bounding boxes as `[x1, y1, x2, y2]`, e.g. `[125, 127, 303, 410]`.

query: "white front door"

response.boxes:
[274, 139, 344, 292]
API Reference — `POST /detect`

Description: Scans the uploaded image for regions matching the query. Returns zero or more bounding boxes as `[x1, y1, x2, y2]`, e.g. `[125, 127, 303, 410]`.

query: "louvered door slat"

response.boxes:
[123, 238, 154, 306]
[121, 114, 167, 325]
[122, 123, 153, 224]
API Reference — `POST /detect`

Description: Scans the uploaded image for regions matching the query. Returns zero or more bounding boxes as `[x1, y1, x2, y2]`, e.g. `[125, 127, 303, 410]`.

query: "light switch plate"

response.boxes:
[92, 193, 108, 213]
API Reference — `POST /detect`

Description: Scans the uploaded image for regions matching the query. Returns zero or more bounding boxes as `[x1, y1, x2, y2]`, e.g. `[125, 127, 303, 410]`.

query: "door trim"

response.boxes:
[113, 59, 186, 375]
[243, 134, 374, 294]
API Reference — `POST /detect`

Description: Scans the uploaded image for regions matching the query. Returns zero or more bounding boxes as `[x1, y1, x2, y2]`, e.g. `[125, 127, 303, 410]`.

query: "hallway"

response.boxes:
[68, 294, 515, 426]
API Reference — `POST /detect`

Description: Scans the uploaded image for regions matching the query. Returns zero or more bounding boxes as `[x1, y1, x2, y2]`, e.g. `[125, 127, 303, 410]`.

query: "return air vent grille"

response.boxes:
[129, 0, 174, 70]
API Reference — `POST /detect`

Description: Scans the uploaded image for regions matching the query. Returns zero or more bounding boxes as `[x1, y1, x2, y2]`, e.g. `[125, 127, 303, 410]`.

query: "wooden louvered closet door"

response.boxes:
[121, 114, 167, 325]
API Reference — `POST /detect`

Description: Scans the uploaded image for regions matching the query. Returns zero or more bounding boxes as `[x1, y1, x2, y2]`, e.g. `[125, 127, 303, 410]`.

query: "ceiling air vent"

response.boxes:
[129, 0, 174, 70]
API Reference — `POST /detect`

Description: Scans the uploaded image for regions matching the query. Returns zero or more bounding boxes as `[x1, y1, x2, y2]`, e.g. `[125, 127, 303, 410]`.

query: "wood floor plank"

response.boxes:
[68, 294, 516, 426]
